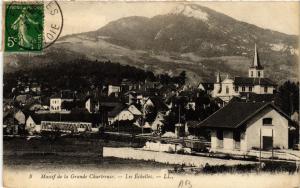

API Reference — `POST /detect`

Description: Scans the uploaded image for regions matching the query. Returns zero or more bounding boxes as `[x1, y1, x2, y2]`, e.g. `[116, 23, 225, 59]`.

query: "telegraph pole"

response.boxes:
[259, 128, 262, 169]
[271, 129, 274, 162]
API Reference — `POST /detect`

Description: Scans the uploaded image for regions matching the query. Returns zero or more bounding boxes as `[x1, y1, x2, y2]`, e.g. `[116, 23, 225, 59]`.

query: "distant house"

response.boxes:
[16, 94, 30, 105]
[125, 90, 156, 106]
[101, 102, 125, 125]
[128, 104, 142, 116]
[138, 79, 160, 92]
[113, 109, 135, 122]
[14, 110, 26, 125]
[100, 102, 143, 125]
[108, 85, 121, 97]
[197, 102, 295, 154]
[30, 82, 41, 93]
[198, 82, 214, 94]
[144, 97, 169, 113]
[151, 112, 166, 133]
[29, 104, 47, 112]
[25, 115, 41, 135]
[85, 97, 97, 113]
[50, 91, 76, 113]
[186, 101, 196, 110]
[158, 84, 177, 100]
[121, 79, 138, 92]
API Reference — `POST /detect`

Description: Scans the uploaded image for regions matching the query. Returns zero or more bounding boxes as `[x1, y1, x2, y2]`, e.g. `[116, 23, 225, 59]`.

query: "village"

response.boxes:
[3, 45, 300, 172]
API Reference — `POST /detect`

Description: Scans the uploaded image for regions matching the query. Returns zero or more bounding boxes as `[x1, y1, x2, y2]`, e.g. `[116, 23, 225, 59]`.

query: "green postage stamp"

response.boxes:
[5, 3, 44, 52]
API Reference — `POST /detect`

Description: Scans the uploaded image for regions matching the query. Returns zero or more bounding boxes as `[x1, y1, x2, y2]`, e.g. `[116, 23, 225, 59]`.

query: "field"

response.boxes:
[3, 136, 175, 171]
[3, 136, 299, 174]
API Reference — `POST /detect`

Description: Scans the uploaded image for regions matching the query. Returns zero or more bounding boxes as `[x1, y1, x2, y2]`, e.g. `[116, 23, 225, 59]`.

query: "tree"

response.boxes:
[178, 71, 186, 85]
[274, 81, 299, 115]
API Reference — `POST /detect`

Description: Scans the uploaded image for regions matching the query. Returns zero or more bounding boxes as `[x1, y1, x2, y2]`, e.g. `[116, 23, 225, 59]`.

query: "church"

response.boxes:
[212, 44, 276, 102]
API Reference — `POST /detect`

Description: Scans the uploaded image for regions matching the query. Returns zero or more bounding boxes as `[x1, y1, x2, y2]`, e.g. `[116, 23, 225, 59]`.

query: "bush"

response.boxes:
[200, 161, 297, 174]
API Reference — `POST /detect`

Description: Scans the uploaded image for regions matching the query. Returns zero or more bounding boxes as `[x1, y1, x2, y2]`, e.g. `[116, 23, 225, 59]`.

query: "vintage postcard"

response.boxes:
[1, 1, 300, 188]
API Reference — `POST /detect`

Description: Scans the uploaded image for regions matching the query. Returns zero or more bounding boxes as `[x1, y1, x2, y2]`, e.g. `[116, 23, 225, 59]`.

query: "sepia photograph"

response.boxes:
[2, 1, 300, 188]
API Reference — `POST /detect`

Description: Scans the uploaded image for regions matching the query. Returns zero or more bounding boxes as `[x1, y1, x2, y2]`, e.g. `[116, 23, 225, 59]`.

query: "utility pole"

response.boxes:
[271, 129, 274, 162]
[118, 113, 120, 133]
[178, 104, 181, 124]
[142, 103, 145, 135]
[259, 128, 262, 169]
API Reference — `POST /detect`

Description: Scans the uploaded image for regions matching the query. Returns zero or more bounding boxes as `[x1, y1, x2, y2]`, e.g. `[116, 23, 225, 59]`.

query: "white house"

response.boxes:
[108, 85, 121, 97]
[212, 44, 276, 102]
[50, 97, 62, 112]
[198, 101, 294, 154]
[151, 112, 165, 133]
[85, 97, 100, 113]
[128, 104, 142, 116]
[25, 115, 41, 135]
[14, 110, 26, 125]
[116, 109, 135, 122]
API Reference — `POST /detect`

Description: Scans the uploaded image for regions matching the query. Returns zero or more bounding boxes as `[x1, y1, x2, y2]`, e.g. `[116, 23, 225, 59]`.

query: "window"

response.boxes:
[234, 86, 238, 92]
[242, 86, 245, 92]
[226, 86, 229, 94]
[233, 132, 241, 142]
[264, 87, 268, 93]
[216, 130, 223, 140]
[233, 131, 241, 149]
[258, 71, 260, 77]
[251, 71, 253, 77]
[249, 86, 252, 92]
[263, 118, 272, 125]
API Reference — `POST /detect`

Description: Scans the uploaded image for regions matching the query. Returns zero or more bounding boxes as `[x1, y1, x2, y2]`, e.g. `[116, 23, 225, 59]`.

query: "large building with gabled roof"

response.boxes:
[212, 44, 276, 102]
[197, 101, 295, 153]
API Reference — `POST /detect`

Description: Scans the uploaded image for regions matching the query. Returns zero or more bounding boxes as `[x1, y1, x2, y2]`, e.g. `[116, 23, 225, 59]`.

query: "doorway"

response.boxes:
[262, 136, 273, 150]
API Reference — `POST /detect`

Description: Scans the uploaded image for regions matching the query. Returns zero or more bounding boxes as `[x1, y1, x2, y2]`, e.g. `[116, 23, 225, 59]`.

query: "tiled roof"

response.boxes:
[99, 102, 125, 117]
[198, 101, 290, 129]
[234, 77, 276, 86]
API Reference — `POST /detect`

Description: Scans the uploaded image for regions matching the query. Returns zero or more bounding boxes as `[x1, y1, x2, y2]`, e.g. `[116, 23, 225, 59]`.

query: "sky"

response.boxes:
[59, 1, 299, 36]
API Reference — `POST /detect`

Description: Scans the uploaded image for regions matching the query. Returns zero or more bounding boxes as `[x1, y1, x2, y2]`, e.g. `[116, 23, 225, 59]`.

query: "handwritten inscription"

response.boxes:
[178, 180, 192, 188]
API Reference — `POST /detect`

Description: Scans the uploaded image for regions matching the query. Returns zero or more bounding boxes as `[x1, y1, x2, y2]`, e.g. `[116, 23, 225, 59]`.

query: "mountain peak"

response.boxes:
[169, 4, 209, 21]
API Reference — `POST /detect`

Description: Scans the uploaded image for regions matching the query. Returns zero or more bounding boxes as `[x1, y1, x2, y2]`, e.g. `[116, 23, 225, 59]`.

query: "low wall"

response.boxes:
[103, 147, 255, 167]
[249, 150, 300, 161]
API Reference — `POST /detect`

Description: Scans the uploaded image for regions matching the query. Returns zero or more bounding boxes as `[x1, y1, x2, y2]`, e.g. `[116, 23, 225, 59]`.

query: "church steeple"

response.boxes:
[251, 43, 263, 69]
[249, 44, 264, 78]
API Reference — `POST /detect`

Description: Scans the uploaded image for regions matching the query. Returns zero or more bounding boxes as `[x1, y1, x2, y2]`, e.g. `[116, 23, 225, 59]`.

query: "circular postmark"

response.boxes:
[5, 0, 63, 51]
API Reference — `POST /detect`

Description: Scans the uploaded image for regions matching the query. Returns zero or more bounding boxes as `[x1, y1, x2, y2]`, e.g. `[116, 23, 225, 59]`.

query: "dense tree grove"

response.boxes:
[4, 59, 189, 99]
